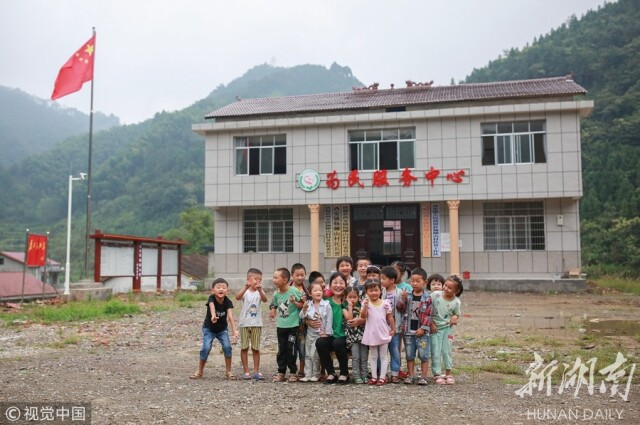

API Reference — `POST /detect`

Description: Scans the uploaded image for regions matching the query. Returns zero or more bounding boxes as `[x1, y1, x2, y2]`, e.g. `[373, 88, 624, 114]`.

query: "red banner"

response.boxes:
[26, 234, 48, 267]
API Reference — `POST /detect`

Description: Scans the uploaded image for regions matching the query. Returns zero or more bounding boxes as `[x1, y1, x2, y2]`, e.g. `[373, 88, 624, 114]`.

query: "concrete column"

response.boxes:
[447, 200, 461, 276]
[308, 204, 321, 272]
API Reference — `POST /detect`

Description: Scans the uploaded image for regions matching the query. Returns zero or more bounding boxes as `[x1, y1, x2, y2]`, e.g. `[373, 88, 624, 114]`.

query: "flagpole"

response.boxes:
[83, 27, 96, 279]
[21, 229, 29, 305]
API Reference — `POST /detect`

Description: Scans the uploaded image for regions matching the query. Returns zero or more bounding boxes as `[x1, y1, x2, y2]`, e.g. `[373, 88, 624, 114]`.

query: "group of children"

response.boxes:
[190, 257, 463, 387]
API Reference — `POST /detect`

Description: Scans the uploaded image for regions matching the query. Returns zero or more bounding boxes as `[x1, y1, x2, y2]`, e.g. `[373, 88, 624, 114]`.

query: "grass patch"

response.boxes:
[524, 335, 564, 347]
[478, 361, 523, 375]
[47, 335, 81, 349]
[466, 335, 521, 348]
[0, 299, 141, 325]
[592, 277, 640, 295]
[174, 292, 209, 308]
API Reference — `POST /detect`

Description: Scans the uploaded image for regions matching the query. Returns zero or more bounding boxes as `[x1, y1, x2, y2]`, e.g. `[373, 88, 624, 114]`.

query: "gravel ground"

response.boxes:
[0, 291, 638, 424]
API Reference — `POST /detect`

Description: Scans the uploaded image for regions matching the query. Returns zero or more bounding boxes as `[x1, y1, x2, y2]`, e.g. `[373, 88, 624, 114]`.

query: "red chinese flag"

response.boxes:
[51, 35, 96, 100]
[26, 234, 48, 267]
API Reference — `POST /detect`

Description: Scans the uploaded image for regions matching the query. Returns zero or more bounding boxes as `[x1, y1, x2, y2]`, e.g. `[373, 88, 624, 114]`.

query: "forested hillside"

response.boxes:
[0, 63, 361, 279]
[466, 0, 640, 276]
[0, 86, 119, 167]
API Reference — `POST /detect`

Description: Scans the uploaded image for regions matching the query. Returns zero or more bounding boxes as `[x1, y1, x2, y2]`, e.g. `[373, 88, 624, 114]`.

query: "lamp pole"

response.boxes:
[64, 173, 86, 295]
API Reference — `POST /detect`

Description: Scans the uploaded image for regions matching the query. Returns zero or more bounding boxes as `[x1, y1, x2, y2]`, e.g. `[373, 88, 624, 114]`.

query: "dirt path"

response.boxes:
[1, 291, 638, 424]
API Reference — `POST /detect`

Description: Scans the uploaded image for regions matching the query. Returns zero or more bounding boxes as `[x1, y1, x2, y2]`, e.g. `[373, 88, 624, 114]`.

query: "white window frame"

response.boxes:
[235, 134, 286, 176]
[349, 128, 415, 171]
[482, 121, 546, 166]
[243, 208, 293, 253]
[483, 202, 545, 251]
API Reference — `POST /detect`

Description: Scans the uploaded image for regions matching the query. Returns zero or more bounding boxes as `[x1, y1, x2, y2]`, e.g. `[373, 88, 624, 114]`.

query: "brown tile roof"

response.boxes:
[0, 272, 57, 300]
[206, 75, 587, 119]
[181, 254, 208, 280]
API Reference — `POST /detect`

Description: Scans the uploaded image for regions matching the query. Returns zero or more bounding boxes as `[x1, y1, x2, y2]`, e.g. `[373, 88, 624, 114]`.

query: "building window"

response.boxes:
[235, 134, 286, 175]
[481, 121, 546, 165]
[243, 208, 293, 253]
[349, 128, 415, 171]
[483, 202, 545, 251]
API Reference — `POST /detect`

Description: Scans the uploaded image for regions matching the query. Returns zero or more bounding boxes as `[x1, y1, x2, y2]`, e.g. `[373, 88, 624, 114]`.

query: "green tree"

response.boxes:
[163, 205, 214, 255]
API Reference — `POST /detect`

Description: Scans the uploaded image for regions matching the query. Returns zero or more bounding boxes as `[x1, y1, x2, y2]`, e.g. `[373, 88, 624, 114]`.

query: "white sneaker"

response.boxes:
[299, 376, 310, 382]
[309, 376, 319, 382]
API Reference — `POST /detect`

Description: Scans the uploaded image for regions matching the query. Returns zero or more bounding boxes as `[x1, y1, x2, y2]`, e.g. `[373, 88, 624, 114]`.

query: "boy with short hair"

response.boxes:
[235, 268, 268, 380]
[397, 267, 432, 385]
[290, 263, 308, 378]
[270, 267, 302, 382]
[190, 278, 239, 380]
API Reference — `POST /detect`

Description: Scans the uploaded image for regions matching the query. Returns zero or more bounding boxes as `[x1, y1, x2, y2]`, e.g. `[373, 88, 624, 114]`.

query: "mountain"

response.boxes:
[465, 0, 640, 276]
[0, 63, 362, 278]
[0, 86, 120, 167]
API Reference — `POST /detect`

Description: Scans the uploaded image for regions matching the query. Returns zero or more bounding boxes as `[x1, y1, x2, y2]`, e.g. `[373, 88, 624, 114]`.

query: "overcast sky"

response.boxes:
[0, 0, 608, 124]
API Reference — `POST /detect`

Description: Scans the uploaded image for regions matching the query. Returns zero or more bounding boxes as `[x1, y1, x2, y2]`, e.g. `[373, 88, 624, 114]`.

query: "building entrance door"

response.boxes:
[351, 204, 420, 269]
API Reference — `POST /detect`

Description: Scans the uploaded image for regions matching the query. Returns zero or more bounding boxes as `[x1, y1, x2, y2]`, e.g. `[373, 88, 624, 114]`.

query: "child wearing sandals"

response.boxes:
[235, 268, 268, 380]
[397, 267, 433, 385]
[190, 278, 239, 380]
[299, 281, 332, 382]
[361, 279, 395, 386]
[343, 287, 368, 384]
[430, 275, 463, 385]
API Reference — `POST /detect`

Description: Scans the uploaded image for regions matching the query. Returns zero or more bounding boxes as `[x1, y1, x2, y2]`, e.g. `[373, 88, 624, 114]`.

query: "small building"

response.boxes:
[0, 251, 62, 286]
[193, 75, 593, 289]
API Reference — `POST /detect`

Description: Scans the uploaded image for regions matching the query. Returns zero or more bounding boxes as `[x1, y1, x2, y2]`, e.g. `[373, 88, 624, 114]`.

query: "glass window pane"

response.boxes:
[514, 122, 529, 133]
[261, 136, 274, 146]
[274, 134, 286, 145]
[497, 123, 512, 134]
[260, 146, 273, 174]
[497, 135, 511, 164]
[399, 128, 415, 139]
[257, 222, 269, 252]
[249, 148, 260, 175]
[349, 130, 365, 142]
[249, 136, 261, 147]
[515, 134, 532, 163]
[481, 123, 496, 135]
[482, 136, 495, 165]
[349, 143, 359, 170]
[236, 149, 248, 174]
[379, 141, 397, 170]
[271, 222, 284, 252]
[235, 137, 247, 147]
[361, 143, 377, 170]
[530, 121, 545, 132]
[366, 130, 382, 141]
[383, 129, 398, 140]
[274, 147, 286, 174]
[533, 134, 546, 163]
[399, 141, 415, 168]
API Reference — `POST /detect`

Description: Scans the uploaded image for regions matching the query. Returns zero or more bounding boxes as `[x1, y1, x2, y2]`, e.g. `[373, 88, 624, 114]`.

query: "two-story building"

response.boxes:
[193, 75, 593, 290]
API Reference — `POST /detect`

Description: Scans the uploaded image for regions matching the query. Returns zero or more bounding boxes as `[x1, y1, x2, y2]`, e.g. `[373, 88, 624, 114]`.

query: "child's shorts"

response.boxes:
[404, 334, 430, 363]
[240, 326, 262, 351]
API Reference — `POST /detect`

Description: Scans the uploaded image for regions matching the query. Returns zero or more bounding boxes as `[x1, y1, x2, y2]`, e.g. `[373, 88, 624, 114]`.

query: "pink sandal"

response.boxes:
[445, 375, 455, 385]
[435, 375, 447, 385]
